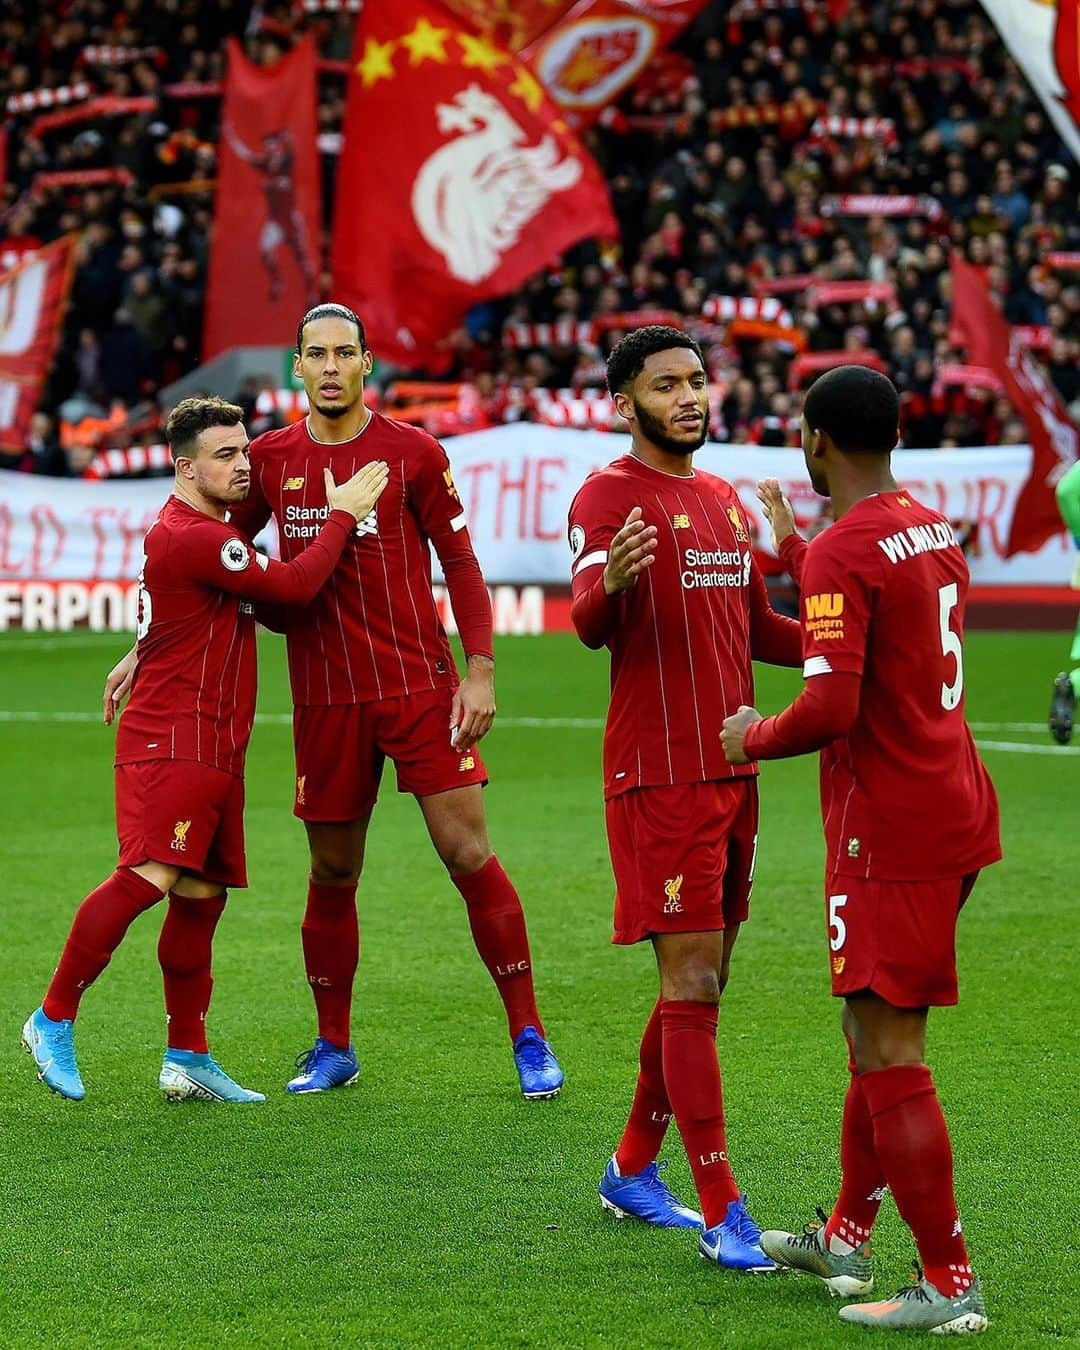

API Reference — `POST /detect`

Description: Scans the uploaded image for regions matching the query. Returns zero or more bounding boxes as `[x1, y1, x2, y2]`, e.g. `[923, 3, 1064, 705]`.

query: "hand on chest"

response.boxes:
[276, 457, 404, 543]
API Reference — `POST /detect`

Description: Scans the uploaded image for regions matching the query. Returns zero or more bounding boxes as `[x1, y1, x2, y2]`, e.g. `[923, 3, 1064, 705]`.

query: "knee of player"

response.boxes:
[309, 856, 362, 886]
[662, 965, 722, 1005]
[440, 835, 492, 877]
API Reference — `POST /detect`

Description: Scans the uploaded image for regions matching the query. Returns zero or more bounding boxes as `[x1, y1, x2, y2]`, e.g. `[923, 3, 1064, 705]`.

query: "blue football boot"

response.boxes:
[22, 1006, 85, 1101]
[599, 1156, 704, 1228]
[699, 1194, 777, 1272]
[160, 1049, 265, 1103]
[285, 1037, 359, 1093]
[512, 1025, 564, 1100]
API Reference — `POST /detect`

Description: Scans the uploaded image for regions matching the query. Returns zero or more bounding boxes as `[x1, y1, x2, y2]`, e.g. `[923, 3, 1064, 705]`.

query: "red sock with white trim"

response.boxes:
[452, 856, 543, 1040]
[860, 1063, 974, 1297]
[301, 881, 359, 1050]
[660, 999, 740, 1228]
[615, 999, 672, 1175]
[43, 869, 163, 1021]
[158, 891, 227, 1053]
[824, 1049, 887, 1253]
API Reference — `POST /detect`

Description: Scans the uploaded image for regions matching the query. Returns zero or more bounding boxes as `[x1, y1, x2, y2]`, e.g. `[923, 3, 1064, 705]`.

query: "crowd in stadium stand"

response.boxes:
[1, 0, 1077, 475]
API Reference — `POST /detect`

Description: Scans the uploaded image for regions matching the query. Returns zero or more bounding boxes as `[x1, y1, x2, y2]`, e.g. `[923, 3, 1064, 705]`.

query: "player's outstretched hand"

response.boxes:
[604, 506, 658, 596]
[721, 704, 762, 765]
[756, 478, 798, 551]
[325, 461, 390, 521]
[103, 645, 137, 725]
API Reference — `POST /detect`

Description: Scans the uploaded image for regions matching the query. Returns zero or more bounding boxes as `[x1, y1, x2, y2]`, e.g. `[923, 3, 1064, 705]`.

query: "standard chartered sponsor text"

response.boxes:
[681, 547, 750, 590]
[283, 503, 330, 539]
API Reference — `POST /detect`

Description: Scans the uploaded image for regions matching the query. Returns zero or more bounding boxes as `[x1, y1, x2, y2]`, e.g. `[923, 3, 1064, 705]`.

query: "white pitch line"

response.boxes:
[0, 710, 604, 729]
[968, 721, 1048, 732]
[974, 738, 1080, 757]
[0, 635, 129, 652]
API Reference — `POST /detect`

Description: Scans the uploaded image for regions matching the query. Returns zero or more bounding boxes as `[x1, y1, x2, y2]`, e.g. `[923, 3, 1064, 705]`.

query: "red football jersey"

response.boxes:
[228, 413, 481, 706]
[115, 495, 354, 777]
[569, 454, 800, 798]
[787, 490, 1001, 881]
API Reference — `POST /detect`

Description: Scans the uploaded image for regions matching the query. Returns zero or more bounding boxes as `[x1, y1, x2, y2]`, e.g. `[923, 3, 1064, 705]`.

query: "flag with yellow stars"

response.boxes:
[437, 0, 577, 54]
[520, 0, 708, 127]
[331, 0, 617, 368]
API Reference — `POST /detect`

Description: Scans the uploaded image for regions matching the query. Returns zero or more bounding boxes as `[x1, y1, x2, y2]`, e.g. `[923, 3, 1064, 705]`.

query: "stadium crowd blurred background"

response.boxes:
[0, 0, 1077, 476]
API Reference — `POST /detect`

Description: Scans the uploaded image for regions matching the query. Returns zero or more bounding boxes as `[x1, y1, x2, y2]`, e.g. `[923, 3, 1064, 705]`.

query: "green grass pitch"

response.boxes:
[1, 629, 1076, 1348]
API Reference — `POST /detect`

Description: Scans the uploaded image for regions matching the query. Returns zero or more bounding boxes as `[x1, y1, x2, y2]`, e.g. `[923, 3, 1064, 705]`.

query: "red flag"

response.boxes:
[522, 0, 709, 127]
[951, 256, 1079, 556]
[203, 37, 320, 361]
[438, 0, 579, 52]
[331, 0, 617, 368]
[0, 237, 76, 453]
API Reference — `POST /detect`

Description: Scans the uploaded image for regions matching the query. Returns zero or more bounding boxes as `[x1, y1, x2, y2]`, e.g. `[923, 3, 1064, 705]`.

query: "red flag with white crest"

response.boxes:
[331, 0, 617, 368]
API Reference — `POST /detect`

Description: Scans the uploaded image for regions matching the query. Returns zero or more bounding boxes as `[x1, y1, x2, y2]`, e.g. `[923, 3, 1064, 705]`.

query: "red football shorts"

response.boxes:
[115, 760, 247, 888]
[606, 778, 759, 945]
[824, 870, 980, 1007]
[292, 687, 489, 822]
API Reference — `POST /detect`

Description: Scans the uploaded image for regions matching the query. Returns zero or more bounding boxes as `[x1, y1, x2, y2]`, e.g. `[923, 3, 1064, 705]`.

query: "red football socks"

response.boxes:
[615, 998, 672, 1176]
[158, 891, 227, 1053]
[860, 1063, 974, 1296]
[452, 855, 543, 1040]
[660, 999, 741, 1228]
[43, 868, 164, 1021]
[301, 880, 359, 1050]
[825, 1067, 887, 1253]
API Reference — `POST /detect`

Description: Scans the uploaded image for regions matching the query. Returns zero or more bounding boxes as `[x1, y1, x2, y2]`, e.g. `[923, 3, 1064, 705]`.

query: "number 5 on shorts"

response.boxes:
[828, 894, 848, 951]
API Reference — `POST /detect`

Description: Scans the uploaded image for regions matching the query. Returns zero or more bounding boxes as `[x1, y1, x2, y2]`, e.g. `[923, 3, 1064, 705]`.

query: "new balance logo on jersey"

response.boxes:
[459, 753, 475, 771]
[284, 477, 305, 490]
[171, 820, 192, 852]
[663, 874, 684, 913]
[673, 513, 691, 529]
[443, 468, 461, 502]
[832, 956, 846, 975]
[355, 508, 378, 538]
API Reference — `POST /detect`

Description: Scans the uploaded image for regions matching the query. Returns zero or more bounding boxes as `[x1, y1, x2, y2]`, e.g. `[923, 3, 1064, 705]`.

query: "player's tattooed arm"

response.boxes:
[604, 506, 658, 595]
[103, 645, 137, 725]
[452, 654, 495, 752]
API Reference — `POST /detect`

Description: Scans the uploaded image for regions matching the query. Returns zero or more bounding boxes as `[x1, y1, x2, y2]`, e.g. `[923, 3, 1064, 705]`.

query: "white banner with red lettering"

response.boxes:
[0, 427, 1072, 610]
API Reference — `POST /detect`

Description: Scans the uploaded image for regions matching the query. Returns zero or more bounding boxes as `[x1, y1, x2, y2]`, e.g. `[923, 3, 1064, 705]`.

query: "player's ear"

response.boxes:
[292, 351, 303, 380]
[174, 454, 196, 482]
[612, 389, 634, 423]
[361, 348, 374, 377]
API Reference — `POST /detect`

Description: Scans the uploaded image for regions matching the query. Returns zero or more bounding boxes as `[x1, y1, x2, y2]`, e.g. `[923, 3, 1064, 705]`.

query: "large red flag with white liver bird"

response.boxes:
[331, 0, 617, 368]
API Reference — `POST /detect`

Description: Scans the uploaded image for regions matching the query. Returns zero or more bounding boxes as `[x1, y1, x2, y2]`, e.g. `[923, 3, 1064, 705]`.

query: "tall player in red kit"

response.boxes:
[165, 304, 561, 1099]
[22, 397, 388, 1103]
[722, 367, 1000, 1335]
[569, 326, 803, 1269]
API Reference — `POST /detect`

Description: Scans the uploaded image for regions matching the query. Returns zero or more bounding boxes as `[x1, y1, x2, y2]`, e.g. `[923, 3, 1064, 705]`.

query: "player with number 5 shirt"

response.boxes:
[721, 366, 1000, 1336]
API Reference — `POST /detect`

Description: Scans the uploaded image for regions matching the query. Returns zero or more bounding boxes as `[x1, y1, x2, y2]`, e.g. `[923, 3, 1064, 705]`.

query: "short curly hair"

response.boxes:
[803, 365, 899, 454]
[165, 395, 245, 460]
[605, 325, 704, 395]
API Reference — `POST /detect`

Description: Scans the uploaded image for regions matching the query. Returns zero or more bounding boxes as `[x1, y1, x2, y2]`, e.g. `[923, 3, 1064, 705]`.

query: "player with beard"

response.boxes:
[107, 304, 562, 1101]
[566, 326, 803, 1270]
